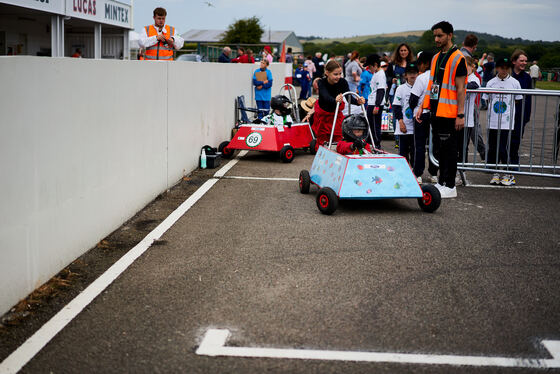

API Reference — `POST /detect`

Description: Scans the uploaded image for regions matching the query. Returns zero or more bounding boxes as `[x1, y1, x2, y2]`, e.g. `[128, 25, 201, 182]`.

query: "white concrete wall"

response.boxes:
[0, 56, 288, 315]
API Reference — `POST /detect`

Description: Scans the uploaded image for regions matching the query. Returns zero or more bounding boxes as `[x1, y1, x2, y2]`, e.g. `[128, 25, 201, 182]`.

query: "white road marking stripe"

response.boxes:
[0, 165, 235, 373]
[196, 329, 560, 369]
[466, 184, 560, 191]
[223, 176, 298, 181]
[213, 151, 248, 178]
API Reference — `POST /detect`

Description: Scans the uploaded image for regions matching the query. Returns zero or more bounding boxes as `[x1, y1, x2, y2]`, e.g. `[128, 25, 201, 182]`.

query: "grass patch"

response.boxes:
[536, 81, 560, 90]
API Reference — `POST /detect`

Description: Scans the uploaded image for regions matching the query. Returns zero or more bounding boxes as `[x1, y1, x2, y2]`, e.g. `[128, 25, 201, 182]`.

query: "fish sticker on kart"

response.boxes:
[372, 176, 383, 184]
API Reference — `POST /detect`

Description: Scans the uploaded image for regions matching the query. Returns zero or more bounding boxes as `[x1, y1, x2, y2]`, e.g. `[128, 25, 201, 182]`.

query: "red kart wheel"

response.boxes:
[316, 187, 338, 215]
[422, 191, 432, 205]
[280, 145, 295, 163]
[418, 184, 441, 213]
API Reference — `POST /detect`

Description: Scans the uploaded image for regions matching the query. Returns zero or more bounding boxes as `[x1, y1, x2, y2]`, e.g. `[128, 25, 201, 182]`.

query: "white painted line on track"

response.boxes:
[0, 154, 244, 373]
[466, 184, 560, 191]
[223, 176, 298, 182]
[213, 151, 248, 178]
[196, 329, 560, 369]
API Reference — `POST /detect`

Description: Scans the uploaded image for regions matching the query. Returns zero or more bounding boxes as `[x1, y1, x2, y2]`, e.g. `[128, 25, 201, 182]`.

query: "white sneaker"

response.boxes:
[490, 173, 501, 185]
[429, 175, 438, 183]
[416, 176, 423, 184]
[439, 186, 457, 198]
[501, 174, 516, 186]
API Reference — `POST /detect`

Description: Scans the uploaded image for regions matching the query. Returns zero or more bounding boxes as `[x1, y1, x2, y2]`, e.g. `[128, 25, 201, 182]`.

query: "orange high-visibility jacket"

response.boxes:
[422, 49, 467, 118]
[144, 24, 175, 61]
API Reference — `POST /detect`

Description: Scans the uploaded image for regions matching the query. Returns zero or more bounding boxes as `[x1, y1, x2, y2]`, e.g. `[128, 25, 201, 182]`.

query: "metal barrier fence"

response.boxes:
[429, 88, 560, 179]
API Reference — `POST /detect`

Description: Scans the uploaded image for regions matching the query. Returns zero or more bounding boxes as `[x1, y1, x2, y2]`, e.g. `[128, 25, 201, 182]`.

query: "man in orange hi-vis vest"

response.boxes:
[138, 7, 184, 61]
[416, 21, 467, 199]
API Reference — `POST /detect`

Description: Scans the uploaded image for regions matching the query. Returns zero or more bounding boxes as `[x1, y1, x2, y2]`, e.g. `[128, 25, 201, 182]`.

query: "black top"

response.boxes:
[430, 46, 467, 114]
[511, 70, 533, 124]
[312, 56, 325, 78]
[218, 53, 230, 63]
[317, 77, 358, 112]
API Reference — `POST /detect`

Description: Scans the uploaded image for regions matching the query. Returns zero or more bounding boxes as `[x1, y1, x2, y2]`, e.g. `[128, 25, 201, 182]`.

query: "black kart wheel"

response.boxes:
[316, 187, 338, 215]
[309, 139, 317, 155]
[219, 140, 234, 159]
[299, 170, 310, 194]
[418, 184, 442, 213]
[280, 145, 295, 163]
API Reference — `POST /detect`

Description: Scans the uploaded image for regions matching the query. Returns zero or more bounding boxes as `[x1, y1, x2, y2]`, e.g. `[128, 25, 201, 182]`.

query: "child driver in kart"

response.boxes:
[336, 114, 373, 155]
[261, 95, 293, 127]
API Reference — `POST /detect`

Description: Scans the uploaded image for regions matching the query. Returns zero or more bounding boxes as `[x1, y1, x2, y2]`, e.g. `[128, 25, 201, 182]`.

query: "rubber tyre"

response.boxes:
[418, 184, 442, 213]
[219, 140, 234, 159]
[280, 145, 295, 163]
[299, 170, 310, 194]
[316, 187, 338, 215]
[309, 139, 317, 155]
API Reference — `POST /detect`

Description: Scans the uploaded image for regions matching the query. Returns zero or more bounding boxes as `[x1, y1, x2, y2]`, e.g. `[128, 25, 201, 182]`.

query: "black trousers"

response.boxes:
[413, 115, 439, 178]
[398, 134, 414, 165]
[366, 105, 382, 148]
[432, 116, 458, 188]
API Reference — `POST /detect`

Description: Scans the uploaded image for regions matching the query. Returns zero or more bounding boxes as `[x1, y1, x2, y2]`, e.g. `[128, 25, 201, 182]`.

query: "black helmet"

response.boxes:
[270, 95, 293, 116]
[342, 114, 369, 142]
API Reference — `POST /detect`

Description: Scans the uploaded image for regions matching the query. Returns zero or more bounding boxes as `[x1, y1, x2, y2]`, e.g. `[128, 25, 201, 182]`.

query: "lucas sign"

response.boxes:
[66, 0, 132, 28]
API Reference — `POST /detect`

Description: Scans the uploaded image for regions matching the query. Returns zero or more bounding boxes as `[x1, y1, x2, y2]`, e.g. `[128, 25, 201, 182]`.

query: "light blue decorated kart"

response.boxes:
[298, 92, 441, 215]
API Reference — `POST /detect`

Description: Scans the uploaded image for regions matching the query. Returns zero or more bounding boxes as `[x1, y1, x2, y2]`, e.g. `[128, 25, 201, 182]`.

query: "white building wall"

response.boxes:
[0, 56, 288, 315]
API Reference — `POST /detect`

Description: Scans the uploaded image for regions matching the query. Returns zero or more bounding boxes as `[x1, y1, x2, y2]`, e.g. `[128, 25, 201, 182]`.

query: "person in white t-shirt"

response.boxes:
[482, 58, 522, 186]
[367, 56, 388, 148]
[529, 61, 541, 88]
[392, 63, 419, 164]
[458, 57, 482, 163]
[408, 51, 438, 184]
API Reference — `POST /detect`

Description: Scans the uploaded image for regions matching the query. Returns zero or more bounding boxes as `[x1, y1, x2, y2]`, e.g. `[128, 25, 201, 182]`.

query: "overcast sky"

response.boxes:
[129, 0, 560, 42]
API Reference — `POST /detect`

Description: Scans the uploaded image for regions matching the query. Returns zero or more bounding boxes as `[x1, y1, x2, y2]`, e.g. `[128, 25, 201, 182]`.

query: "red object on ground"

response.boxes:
[225, 123, 313, 152]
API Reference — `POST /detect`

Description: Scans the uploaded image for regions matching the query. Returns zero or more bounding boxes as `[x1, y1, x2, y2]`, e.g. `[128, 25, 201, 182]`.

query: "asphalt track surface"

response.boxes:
[4, 148, 560, 373]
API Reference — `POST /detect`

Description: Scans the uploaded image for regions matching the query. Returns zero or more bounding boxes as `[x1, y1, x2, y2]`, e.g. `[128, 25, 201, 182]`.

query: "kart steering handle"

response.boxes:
[329, 91, 376, 150]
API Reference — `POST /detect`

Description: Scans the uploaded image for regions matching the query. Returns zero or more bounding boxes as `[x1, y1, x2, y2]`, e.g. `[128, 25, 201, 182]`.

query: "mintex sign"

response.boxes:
[0, 0, 65, 14]
[66, 0, 132, 28]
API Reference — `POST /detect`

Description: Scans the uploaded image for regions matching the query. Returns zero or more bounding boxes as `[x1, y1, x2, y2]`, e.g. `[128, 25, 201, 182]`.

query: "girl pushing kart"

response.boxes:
[313, 60, 366, 151]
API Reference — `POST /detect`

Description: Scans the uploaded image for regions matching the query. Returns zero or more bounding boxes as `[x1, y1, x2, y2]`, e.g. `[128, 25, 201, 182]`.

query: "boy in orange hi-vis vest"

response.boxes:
[417, 21, 467, 199]
[138, 8, 184, 61]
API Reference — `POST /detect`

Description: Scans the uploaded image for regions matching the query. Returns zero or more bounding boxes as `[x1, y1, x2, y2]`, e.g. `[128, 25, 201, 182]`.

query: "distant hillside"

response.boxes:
[300, 31, 424, 44]
[299, 30, 551, 46]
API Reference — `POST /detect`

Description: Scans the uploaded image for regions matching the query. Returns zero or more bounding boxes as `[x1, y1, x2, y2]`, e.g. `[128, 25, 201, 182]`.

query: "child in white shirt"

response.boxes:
[458, 57, 482, 164]
[482, 58, 522, 186]
[392, 63, 418, 164]
[367, 57, 388, 148]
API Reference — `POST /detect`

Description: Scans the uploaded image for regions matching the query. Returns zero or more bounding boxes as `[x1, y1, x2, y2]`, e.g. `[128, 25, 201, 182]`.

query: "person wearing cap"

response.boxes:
[418, 21, 467, 198]
[392, 63, 419, 164]
[263, 45, 273, 63]
[482, 57, 523, 186]
[138, 7, 184, 61]
[367, 55, 388, 149]
[294, 62, 311, 100]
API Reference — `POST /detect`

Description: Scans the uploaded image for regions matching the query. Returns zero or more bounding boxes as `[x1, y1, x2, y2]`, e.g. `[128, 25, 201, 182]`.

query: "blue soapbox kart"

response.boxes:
[298, 92, 441, 215]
